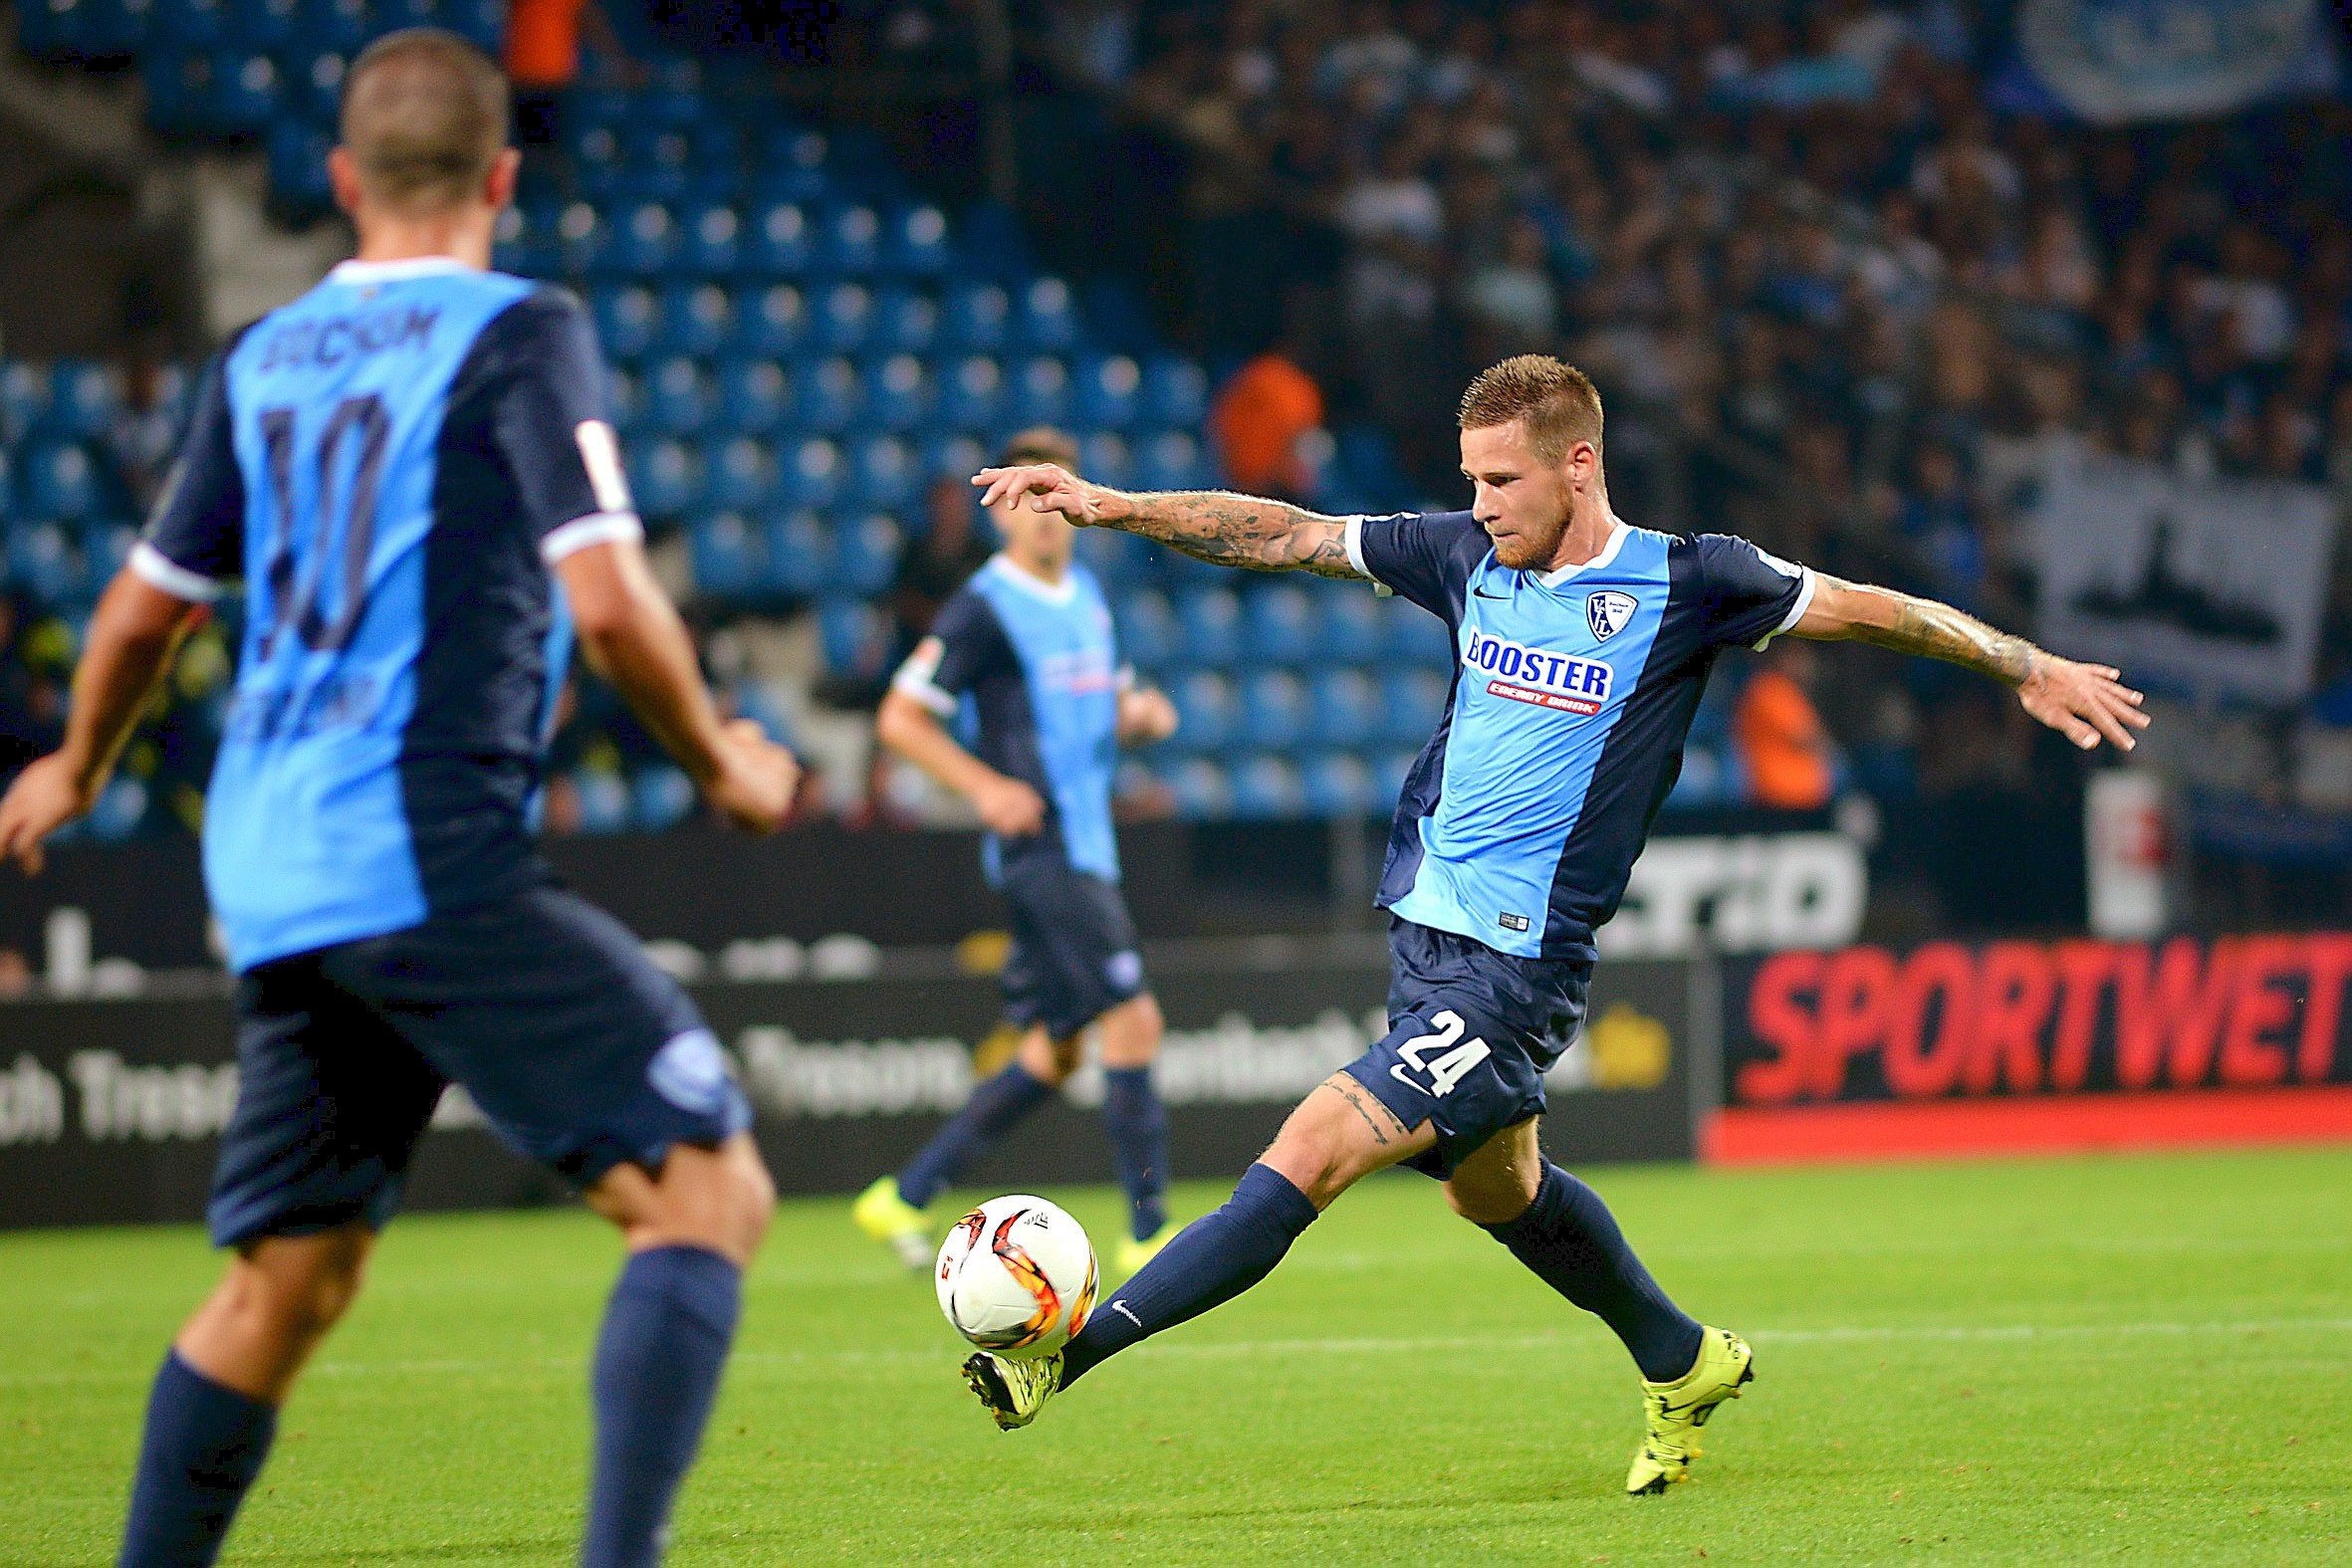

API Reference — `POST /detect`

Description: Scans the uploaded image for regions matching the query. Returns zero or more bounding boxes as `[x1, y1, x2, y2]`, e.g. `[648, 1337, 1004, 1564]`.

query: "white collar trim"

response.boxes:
[989, 553, 1079, 604]
[1536, 519, 1630, 586]
[329, 256, 473, 284]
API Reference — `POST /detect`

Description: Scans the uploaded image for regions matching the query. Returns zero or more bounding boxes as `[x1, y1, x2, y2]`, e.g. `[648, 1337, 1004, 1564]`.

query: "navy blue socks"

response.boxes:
[1483, 1163, 1704, 1382]
[583, 1245, 743, 1568]
[1100, 1066, 1170, 1240]
[897, 1062, 1056, 1209]
[1060, 1162, 1317, 1386]
[119, 1350, 277, 1568]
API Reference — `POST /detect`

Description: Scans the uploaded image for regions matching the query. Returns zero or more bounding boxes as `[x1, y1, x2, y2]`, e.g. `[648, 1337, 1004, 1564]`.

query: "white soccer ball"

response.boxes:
[934, 1194, 1097, 1360]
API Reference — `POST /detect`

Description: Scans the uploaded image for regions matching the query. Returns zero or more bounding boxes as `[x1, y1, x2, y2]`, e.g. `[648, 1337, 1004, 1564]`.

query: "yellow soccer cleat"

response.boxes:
[961, 1349, 1063, 1431]
[851, 1176, 936, 1271]
[1626, 1326, 1755, 1496]
[1113, 1220, 1180, 1278]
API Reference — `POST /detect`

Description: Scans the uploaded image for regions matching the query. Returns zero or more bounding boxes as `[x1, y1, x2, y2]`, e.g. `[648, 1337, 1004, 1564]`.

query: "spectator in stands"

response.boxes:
[506, 0, 635, 143]
[1735, 640, 1837, 812]
[1209, 346, 1324, 500]
[893, 474, 998, 649]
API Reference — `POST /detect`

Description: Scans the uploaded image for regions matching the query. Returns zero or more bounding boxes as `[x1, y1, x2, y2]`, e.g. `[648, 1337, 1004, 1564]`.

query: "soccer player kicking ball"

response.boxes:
[0, 32, 799, 1567]
[855, 427, 1185, 1278]
[957, 355, 2150, 1494]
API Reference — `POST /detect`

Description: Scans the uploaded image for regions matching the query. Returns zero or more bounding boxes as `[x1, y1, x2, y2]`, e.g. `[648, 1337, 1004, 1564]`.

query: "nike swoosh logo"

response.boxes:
[1111, 1301, 1141, 1327]
[1473, 586, 1507, 599]
[1388, 1064, 1434, 1095]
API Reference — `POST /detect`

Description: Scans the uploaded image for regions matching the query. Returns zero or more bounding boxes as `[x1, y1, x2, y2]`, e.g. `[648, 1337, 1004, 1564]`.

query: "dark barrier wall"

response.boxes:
[1713, 932, 2352, 1160]
[0, 953, 1700, 1231]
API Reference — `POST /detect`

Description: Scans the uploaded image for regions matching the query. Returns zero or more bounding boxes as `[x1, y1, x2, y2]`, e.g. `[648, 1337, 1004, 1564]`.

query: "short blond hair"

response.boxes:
[1458, 354, 1604, 465]
[342, 28, 509, 213]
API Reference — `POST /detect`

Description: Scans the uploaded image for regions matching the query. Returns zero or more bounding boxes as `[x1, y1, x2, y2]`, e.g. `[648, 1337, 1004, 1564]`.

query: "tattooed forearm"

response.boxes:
[1316, 1074, 1404, 1146]
[1110, 491, 1366, 580]
[1838, 587, 2042, 686]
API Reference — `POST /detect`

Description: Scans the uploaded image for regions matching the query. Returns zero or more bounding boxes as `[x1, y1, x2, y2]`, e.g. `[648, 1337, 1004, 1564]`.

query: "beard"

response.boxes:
[1489, 516, 1567, 570]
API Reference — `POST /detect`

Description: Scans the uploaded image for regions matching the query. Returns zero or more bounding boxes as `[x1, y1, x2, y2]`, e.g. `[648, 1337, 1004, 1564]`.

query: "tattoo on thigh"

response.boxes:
[1318, 1075, 1400, 1146]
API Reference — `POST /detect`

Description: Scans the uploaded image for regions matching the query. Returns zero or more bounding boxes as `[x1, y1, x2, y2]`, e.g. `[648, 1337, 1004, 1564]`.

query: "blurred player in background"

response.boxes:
[0, 31, 797, 1567]
[957, 356, 2149, 1493]
[854, 427, 1184, 1278]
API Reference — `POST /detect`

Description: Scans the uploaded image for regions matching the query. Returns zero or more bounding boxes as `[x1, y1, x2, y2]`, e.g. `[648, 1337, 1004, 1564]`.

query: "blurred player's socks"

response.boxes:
[1483, 1164, 1703, 1382]
[1101, 1065, 1169, 1238]
[583, 1245, 742, 1568]
[1060, 1162, 1317, 1386]
[119, 1349, 276, 1567]
[897, 1062, 1055, 1208]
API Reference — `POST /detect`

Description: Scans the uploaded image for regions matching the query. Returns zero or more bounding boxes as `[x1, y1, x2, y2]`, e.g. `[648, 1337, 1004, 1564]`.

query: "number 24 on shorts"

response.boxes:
[1388, 1010, 1492, 1098]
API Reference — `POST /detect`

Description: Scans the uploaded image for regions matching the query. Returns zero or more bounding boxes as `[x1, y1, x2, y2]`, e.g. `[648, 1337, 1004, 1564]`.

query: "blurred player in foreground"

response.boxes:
[855, 428, 1184, 1277]
[957, 355, 2149, 1493]
[0, 31, 798, 1567]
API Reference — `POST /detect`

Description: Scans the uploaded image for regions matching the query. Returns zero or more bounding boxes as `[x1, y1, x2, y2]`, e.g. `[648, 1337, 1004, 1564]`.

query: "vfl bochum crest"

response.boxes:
[1587, 591, 1637, 642]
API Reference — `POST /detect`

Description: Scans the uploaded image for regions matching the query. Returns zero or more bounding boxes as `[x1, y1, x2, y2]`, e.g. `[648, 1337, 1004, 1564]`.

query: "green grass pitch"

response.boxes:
[3, 1146, 2348, 1565]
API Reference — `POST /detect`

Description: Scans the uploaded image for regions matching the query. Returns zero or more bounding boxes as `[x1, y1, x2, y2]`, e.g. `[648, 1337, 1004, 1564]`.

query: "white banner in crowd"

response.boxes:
[2032, 453, 2336, 706]
[2018, 0, 2338, 123]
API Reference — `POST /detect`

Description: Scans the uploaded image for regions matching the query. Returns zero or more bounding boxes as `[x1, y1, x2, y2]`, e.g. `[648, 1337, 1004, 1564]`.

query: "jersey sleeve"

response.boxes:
[1342, 509, 1488, 619]
[890, 587, 1013, 715]
[1694, 533, 1816, 650]
[130, 343, 245, 602]
[470, 288, 642, 563]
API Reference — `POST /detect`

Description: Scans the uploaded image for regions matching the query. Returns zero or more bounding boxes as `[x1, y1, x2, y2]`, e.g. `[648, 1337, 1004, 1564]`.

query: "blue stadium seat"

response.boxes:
[796, 357, 861, 434]
[705, 437, 773, 510]
[918, 434, 987, 490]
[150, 0, 225, 48]
[664, 283, 735, 356]
[631, 767, 697, 831]
[439, 0, 503, 48]
[1310, 669, 1377, 748]
[1170, 672, 1235, 752]
[883, 204, 951, 276]
[1075, 354, 1140, 430]
[1135, 430, 1208, 492]
[1231, 754, 1305, 818]
[559, 202, 611, 275]
[755, 127, 830, 203]
[817, 597, 890, 682]
[0, 448, 13, 520]
[570, 121, 624, 184]
[1169, 758, 1233, 819]
[1322, 585, 1381, 663]
[1372, 751, 1418, 812]
[1112, 588, 1177, 668]
[84, 777, 148, 842]
[614, 202, 680, 275]
[1071, 526, 1149, 588]
[847, 436, 919, 511]
[1011, 357, 1071, 426]
[1245, 583, 1317, 663]
[1178, 586, 1241, 666]
[594, 286, 662, 361]
[717, 359, 792, 435]
[7, 522, 86, 603]
[814, 283, 872, 354]
[0, 364, 49, 444]
[644, 356, 712, 436]
[88, 521, 138, 577]
[625, 438, 699, 518]
[211, 53, 280, 130]
[604, 365, 646, 432]
[821, 204, 882, 274]
[293, 50, 348, 125]
[749, 201, 811, 274]
[1381, 592, 1452, 664]
[493, 203, 552, 277]
[741, 284, 808, 356]
[835, 513, 902, 596]
[1139, 356, 1209, 427]
[768, 510, 833, 597]
[1238, 670, 1309, 749]
[865, 354, 930, 431]
[373, 0, 438, 33]
[1016, 277, 1079, 351]
[1302, 752, 1373, 816]
[690, 510, 768, 597]
[683, 203, 741, 275]
[1077, 432, 1132, 489]
[231, 0, 298, 50]
[871, 289, 938, 354]
[46, 362, 118, 441]
[1380, 667, 1448, 746]
[20, 443, 100, 520]
[782, 438, 843, 508]
[571, 770, 631, 834]
[142, 51, 214, 134]
[942, 283, 1010, 352]
[938, 356, 1004, 432]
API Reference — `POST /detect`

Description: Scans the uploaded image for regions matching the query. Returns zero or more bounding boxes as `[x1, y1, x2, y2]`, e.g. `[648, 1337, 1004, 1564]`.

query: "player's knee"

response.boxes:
[721, 1141, 778, 1253]
[1442, 1168, 1538, 1227]
[1019, 1032, 1080, 1085]
[1099, 994, 1163, 1068]
[235, 1238, 369, 1343]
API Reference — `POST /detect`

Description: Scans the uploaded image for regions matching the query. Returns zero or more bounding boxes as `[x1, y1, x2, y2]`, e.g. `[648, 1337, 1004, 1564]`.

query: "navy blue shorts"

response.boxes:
[1344, 918, 1593, 1180]
[997, 858, 1148, 1040]
[207, 884, 750, 1249]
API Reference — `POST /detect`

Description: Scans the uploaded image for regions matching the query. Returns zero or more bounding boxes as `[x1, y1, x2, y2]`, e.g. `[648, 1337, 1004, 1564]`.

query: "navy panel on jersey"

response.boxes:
[997, 855, 1147, 1039]
[208, 886, 748, 1248]
[1346, 514, 1811, 960]
[1342, 917, 1592, 1179]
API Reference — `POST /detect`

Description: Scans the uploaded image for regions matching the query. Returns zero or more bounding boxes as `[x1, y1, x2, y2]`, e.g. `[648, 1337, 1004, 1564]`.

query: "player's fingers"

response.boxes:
[2085, 701, 2135, 751]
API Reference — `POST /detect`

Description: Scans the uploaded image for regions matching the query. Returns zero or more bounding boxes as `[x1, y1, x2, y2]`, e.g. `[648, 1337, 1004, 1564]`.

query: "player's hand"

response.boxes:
[2017, 655, 2151, 752]
[705, 718, 800, 832]
[973, 773, 1048, 837]
[0, 753, 102, 876]
[971, 463, 1126, 527]
[1119, 686, 1179, 746]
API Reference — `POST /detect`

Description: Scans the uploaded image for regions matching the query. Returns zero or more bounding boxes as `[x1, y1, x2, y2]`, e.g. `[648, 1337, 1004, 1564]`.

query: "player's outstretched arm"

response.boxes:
[555, 539, 799, 831]
[0, 570, 204, 874]
[1790, 575, 2151, 752]
[973, 463, 1368, 579]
